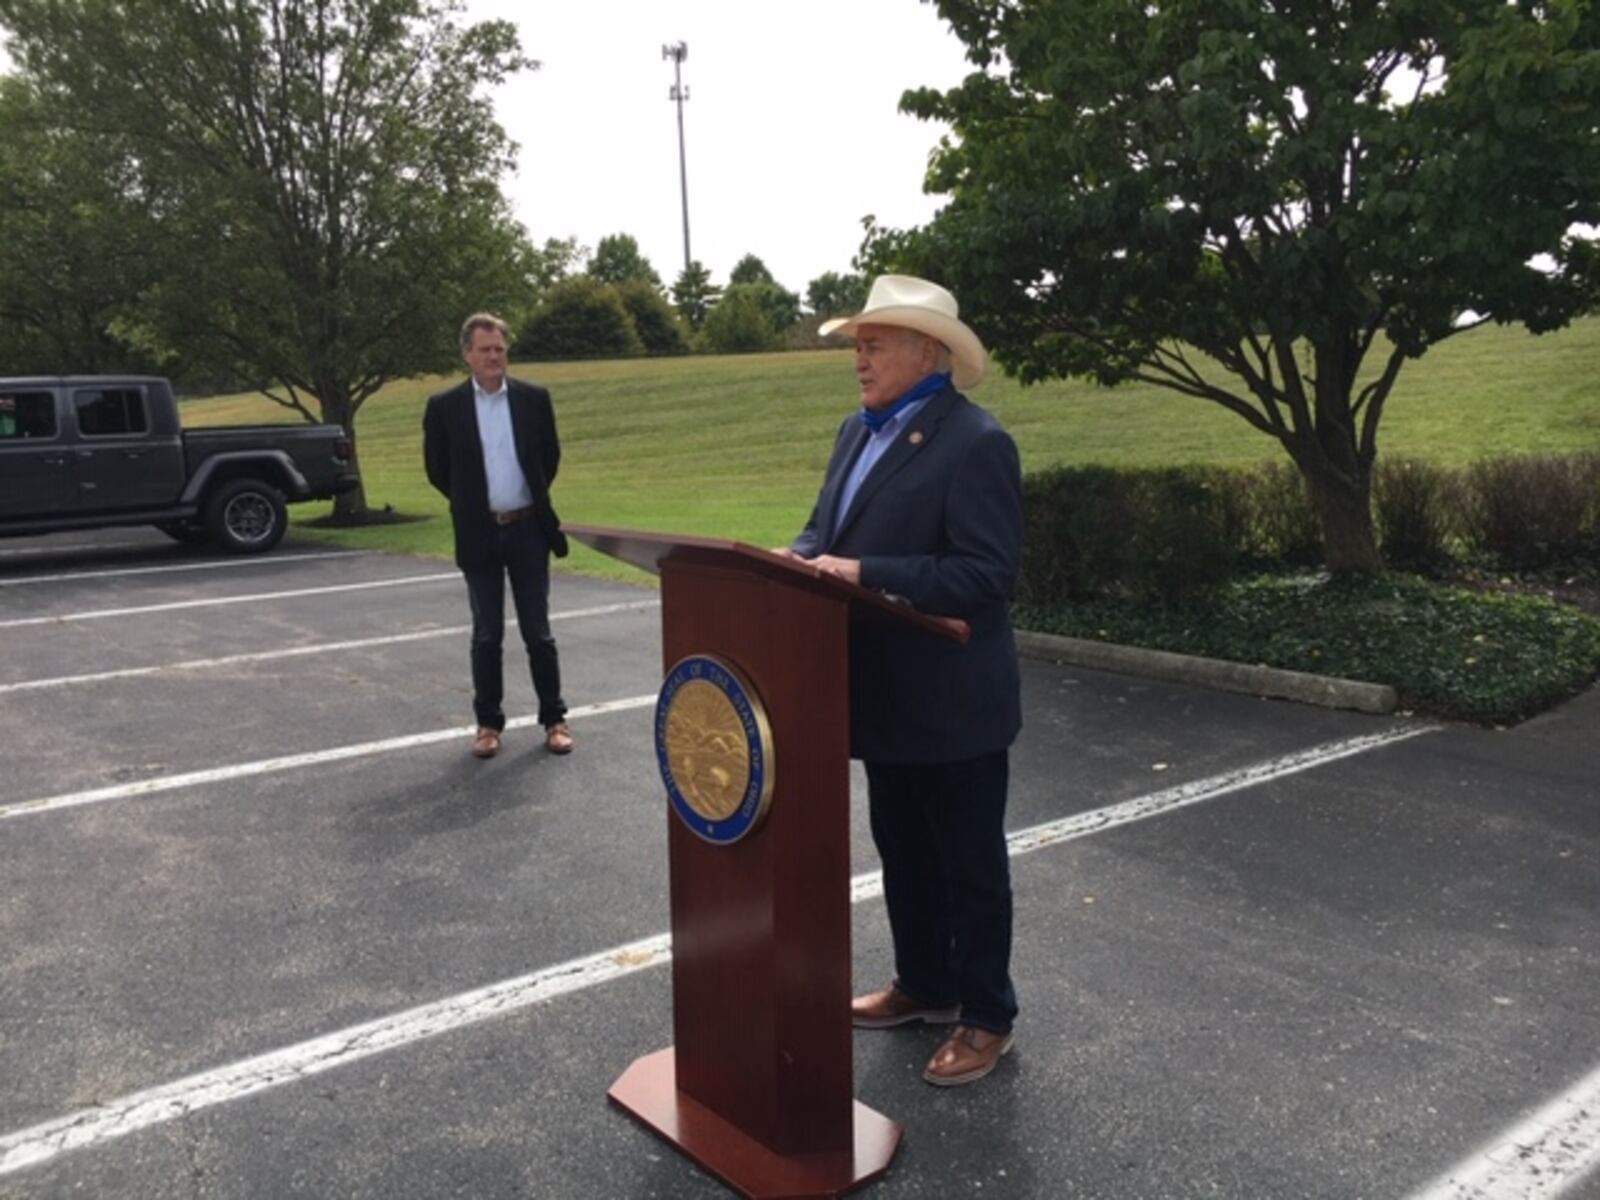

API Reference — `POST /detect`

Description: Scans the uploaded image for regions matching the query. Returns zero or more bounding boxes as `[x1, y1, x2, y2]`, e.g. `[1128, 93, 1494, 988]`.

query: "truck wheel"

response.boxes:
[155, 521, 211, 546]
[205, 478, 287, 554]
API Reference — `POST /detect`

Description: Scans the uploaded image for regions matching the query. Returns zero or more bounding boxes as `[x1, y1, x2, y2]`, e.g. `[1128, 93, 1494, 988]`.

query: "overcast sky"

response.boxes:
[465, 0, 974, 295]
[0, 3, 973, 294]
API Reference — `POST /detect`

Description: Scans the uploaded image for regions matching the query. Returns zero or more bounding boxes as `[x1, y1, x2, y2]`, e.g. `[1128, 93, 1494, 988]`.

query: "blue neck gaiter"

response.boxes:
[860, 372, 950, 433]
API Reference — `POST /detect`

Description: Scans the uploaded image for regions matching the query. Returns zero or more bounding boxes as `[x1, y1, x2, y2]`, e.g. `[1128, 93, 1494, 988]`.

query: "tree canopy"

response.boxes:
[872, 0, 1600, 569]
[0, 0, 537, 517]
[524, 237, 586, 306]
[587, 233, 662, 288]
[806, 270, 868, 318]
[671, 260, 720, 330]
[728, 254, 776, 286]
[0, 77, 165, 375]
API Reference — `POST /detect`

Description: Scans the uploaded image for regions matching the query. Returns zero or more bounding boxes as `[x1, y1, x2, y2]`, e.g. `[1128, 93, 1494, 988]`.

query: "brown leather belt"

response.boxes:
[492, 506, 534, 525]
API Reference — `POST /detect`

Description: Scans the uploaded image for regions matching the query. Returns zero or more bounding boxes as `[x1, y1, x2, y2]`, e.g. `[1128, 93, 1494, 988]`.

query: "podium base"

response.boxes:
[608, 1048, 903, 1199]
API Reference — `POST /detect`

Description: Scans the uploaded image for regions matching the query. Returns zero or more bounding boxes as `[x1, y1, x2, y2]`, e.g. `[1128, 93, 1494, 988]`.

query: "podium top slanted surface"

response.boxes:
[564, 523, 969, 644]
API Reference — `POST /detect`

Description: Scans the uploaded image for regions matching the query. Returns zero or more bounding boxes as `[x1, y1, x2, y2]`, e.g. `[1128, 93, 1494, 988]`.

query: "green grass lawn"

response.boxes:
[181, 316, 1600, 583]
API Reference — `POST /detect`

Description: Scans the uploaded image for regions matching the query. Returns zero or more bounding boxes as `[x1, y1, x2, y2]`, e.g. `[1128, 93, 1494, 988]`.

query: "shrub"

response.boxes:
[1018, 452, 1598, 610]
[615, 280, 689, 356]
[1375, 457, 1457, 571]
[1019, 466, 1130, 605]
[1465, 454, 1595, 569]
[1133, 468, 1250, 605]
[1242, 461, 1322, 565]
[1019, 465, 1248, 608]
[733, 281, 801, 335]
[515, 277, 644, 361]
[699, 286, 780, 353]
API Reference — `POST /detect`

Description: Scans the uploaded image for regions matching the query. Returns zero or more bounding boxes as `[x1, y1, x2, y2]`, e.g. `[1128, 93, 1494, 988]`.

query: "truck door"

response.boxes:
[70, 385, 185, 511]
[0, 388, 75, 517]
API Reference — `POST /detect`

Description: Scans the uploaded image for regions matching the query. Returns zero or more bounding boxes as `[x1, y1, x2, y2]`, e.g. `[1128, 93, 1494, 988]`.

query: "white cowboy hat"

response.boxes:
[819, 274, 988, 389]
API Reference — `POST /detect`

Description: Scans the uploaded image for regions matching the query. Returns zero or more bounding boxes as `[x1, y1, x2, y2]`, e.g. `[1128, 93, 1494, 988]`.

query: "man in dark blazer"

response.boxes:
[423, 312, 572, 759]
[784, 275, 1024, 1087]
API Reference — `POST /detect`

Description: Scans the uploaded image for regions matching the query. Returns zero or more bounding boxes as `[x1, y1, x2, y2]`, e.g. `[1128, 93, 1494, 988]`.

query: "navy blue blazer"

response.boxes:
[422, 377, 568, 569]
[793, 385, 1023, 765]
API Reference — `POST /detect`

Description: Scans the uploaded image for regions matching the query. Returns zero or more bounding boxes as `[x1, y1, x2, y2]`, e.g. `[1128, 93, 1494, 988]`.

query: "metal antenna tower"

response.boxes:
[662, 41, 691, 274]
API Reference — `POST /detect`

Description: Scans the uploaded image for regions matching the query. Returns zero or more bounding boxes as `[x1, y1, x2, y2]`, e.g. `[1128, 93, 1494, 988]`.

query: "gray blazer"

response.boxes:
[793, 384, 1023, 764]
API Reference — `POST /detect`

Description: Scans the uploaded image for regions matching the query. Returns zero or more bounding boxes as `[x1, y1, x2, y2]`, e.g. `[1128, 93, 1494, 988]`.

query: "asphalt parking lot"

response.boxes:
[1, 528, 1596, 1200]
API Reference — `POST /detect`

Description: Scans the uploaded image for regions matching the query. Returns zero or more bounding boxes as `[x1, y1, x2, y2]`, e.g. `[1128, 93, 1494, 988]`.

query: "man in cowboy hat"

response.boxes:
[781, 275, 1023, 1086]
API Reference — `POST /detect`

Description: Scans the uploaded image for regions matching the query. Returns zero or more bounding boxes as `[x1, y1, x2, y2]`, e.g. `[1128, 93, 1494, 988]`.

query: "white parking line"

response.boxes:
[0, 573, 460, 629]
[0, 932, 676, 1178]
[0, 724, 1439, 1175]
[0, 695, 657, 821]
[1004, 725, 1441, 855]
[0, 550, 367, 587]
[849, 723, 1443, 903]
[1406, 1059, 1600, 1199]
[0, 600, 661, 694]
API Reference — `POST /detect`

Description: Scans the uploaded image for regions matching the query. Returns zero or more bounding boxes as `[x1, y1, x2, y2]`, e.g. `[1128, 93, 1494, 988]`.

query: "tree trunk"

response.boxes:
[320, 393, 368, 520]
[1300, 457, 1381, 572]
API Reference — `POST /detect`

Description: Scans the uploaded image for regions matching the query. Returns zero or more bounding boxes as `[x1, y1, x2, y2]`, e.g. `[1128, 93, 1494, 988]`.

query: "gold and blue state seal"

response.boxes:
[655, 654, 775, 845]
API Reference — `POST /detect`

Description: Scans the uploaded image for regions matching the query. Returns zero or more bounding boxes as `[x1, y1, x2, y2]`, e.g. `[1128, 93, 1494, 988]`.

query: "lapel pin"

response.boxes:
[909, 431, 925, 446]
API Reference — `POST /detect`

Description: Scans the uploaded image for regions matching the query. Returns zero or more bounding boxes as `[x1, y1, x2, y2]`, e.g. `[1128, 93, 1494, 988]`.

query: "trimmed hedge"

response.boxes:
[1020, 453, 1600, 607]
[1016, 454, 1600, 724]
[1020, 466, 1247, 607]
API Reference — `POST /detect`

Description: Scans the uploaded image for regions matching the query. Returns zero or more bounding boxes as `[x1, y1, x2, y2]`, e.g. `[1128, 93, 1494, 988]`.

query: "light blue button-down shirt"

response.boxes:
[832, 396, 931, 539]
[473, 380, 535, 513]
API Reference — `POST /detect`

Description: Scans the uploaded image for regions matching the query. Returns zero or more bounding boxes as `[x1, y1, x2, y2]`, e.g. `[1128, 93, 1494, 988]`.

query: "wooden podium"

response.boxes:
[566, 525, 967, 1200]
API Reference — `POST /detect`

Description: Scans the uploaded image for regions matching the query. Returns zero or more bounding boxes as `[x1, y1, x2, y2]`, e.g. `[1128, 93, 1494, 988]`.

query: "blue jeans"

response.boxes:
[462, 519, 566, 731]
[865, 750, 1018, 1035]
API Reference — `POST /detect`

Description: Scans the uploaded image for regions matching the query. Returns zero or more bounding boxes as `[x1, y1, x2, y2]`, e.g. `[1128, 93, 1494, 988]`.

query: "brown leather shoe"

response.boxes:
[472, 727, 501, 759]
[851, 984, 960, 1029]
[544, 722, 574, 755]
[923, 1025, 1014, 1087]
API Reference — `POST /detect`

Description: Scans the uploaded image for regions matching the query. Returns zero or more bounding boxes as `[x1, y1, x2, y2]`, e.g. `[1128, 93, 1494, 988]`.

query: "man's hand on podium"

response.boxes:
[802, 555, 862, 586]
[767, 547, 863, 587]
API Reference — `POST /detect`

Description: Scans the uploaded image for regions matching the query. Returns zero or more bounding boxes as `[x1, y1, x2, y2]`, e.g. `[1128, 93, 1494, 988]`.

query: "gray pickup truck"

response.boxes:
[0, 376, 358, 553]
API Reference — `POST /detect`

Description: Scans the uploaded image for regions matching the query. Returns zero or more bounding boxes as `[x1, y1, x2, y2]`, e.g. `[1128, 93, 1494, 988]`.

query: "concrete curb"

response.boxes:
[1015, 628, 1399, 715]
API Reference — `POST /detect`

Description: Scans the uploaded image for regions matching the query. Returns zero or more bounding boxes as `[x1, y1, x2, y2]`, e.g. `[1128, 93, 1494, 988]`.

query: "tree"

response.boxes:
[806, 271, 868, 318]
[0, 77, 164, 375]
[728, 253, 776, 286]
[615, 280, 689, 356]
[515, 276, 644, 361]
[526, 236, 586, 299]
[699, 284, 780, 353]
[587, 233, 662, 288]
[743, 280, 803, 335]
[0, 0, 538, 520]
[874, 0, 1600, 571]
[671, 260, 720, 330]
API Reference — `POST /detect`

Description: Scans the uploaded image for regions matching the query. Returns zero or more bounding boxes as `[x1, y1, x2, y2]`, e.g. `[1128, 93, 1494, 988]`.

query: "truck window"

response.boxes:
[0, 391, 58, 440]
[75, 387, 149, 437]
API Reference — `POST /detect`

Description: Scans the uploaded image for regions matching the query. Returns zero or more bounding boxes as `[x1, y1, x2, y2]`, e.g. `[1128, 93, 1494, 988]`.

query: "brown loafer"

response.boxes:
[471, 727, 501, 759]
[544, 722, 574, 755]
[924, 1025, 1014, 1087]
[851, 984, 960, 1029]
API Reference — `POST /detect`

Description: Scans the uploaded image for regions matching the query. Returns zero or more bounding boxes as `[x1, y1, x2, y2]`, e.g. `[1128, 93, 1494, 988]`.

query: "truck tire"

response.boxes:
[204, 477, 287, 554]
[155, 521, 211, 546]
